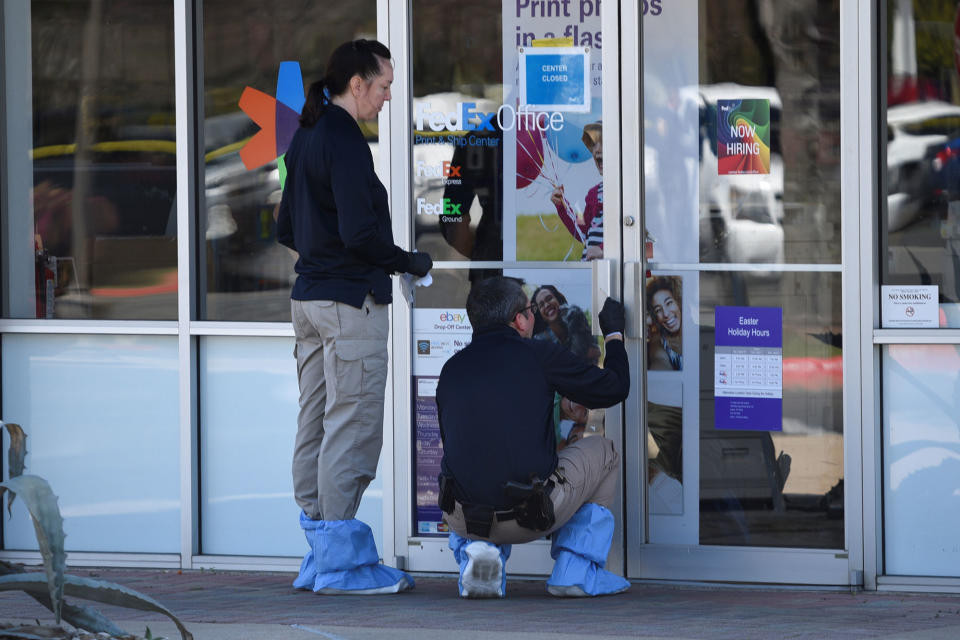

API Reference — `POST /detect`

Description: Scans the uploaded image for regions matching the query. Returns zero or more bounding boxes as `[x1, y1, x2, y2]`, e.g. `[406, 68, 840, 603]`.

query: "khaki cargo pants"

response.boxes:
[291, 295, 388, 521]
[444, 435, 620, 545]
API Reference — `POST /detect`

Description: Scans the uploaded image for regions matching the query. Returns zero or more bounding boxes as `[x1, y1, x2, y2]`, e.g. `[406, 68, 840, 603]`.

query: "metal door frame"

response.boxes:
[389, 0, 628, 576]
[623, 0, 866, 586]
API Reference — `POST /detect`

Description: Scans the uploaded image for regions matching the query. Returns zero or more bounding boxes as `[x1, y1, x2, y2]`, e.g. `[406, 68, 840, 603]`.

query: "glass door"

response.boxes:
[626, 0, 858, 584]
[398, 0, 623, 575]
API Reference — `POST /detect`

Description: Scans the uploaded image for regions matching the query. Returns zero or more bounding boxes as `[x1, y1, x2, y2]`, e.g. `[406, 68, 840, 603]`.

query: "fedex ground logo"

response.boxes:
[416, 198, 463, 222]
[415, 102, 564, 133]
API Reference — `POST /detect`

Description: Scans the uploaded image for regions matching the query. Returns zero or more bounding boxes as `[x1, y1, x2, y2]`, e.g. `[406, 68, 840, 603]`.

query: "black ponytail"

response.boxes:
[299, 80, 328, 127]
[299, 38, 392, 128]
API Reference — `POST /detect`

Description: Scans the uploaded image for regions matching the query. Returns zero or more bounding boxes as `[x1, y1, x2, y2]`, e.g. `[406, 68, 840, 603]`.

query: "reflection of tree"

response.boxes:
[71, 0, 105, 287]
[412, 0, 502, 97]
[911, 0, 956, 84]
[203, 1, 377, 117]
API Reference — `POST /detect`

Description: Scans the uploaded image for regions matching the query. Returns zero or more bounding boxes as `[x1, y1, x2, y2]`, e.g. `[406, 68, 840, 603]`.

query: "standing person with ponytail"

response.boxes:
[277, 39, 429, 595]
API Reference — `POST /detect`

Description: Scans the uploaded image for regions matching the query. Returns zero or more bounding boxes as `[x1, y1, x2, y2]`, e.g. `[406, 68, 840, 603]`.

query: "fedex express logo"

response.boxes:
[417, 161, 462, 185]
[415, 102, 564, 133]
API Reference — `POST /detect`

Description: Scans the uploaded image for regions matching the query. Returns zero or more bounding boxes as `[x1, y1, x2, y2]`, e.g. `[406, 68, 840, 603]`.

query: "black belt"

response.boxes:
[457, 480, 556, 521]
[456, 478, 556, 537]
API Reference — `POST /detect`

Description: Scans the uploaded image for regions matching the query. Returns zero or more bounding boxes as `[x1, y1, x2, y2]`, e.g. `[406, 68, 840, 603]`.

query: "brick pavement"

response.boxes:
[1, 568, 960, 639]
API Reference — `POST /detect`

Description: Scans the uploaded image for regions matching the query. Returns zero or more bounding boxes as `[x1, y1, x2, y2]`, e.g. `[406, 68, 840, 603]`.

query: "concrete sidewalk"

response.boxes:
[2, 568, 960, 639]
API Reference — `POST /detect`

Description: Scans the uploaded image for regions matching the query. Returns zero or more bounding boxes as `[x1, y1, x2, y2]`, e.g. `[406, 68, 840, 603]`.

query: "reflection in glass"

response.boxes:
[695, 87, 785, 266]
[412, 0, 504, 263]
[699, 271, 843, 548]
[647, 397, 684, 516]
[882, 345, 960, 576]
[201, 1, 376, 321]
[412, 1, 606, 265]
[17, 1, 177, 319]
[644, 1, 840, 267]
[882, 4, 960, 327]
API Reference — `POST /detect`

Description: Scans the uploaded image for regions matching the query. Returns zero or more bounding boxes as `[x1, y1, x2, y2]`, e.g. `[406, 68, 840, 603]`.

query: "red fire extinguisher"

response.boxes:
[34, 235, 55, 319]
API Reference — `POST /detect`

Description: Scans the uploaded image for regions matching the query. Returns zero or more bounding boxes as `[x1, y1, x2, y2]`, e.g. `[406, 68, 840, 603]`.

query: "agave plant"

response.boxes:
[0, 422, 193, 640]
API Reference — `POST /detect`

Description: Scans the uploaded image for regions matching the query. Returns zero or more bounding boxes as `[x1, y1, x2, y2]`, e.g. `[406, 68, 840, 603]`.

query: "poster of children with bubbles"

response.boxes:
[502, 0, 603, 261]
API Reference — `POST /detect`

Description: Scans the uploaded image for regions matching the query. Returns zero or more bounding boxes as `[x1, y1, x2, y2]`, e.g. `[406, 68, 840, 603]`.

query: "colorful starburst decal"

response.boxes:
[238, 61, 305, 187]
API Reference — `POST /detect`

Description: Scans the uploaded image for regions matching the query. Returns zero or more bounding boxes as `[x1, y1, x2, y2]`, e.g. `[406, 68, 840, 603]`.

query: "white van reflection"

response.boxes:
[689, 84, 785, 271]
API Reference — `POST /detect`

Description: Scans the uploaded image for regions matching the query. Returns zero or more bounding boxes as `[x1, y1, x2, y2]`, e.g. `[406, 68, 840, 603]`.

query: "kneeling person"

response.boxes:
[436, 276, 630, 598]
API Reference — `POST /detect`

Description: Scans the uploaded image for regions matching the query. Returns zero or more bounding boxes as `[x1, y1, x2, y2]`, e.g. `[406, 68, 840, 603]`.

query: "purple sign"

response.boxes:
[714, 306, 783, 431]
[413, 376, 448, 536]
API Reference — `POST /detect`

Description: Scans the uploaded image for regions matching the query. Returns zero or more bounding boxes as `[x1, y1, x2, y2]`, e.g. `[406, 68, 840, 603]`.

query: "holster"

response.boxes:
[503, 477, 556, 532]
[462, 503, 495, 538]
[438, 473, 456, 515]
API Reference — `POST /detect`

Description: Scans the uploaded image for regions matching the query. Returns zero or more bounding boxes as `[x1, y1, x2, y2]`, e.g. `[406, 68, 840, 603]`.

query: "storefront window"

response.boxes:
[881, 4, 960, 579]
[643, 1, 843, 549]
[2, 334, 180, 553]
[201, 1, 376, 321]
[3, 1, 176, 320]
[413, 0, 605, 264]
[882, 344, 960, 576]
[881, 3, 960, 328]
[412, 0, 502, 263]
[198, 336, 384, 555]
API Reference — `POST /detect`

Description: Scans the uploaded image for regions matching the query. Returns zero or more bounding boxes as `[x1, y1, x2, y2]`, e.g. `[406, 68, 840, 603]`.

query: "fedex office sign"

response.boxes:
[415, 102, 564, 132]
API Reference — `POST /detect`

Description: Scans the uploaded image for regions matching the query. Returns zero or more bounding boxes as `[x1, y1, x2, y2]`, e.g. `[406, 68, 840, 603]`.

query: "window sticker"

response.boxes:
[714, 305, 783, 431]
[717, 98, 770, 175]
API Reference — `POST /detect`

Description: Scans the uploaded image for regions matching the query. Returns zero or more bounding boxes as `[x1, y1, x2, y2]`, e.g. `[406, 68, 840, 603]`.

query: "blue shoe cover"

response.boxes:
[292, 547, 317, 590]
[448, 532, 511, 598]
[546, 503, 630, 597]
[294, 513, 414, 594]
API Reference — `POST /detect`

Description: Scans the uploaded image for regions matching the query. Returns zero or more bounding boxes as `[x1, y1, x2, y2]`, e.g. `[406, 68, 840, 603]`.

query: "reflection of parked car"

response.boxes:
[203, 112, 290, 294]
[886, 101, 960, 232]
[688, 84, 785, 270]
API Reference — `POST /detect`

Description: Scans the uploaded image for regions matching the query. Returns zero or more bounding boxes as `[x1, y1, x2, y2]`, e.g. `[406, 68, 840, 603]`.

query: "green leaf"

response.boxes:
[0, 573, 193, 640]
[0, 625, 61, 639]
[0, 476, 66, 623]
[0, 559, 128, 637]
[145, 626, 167, 640]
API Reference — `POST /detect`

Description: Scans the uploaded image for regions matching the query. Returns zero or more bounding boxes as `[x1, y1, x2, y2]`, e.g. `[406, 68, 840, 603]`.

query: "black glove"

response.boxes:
[598, 297, 625, 336]
[406, 251, 433, 278]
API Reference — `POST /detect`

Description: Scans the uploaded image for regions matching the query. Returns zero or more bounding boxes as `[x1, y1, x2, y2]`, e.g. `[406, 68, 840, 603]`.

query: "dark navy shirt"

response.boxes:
[436, 324, 629, 510]
[276, 104, 410, 308]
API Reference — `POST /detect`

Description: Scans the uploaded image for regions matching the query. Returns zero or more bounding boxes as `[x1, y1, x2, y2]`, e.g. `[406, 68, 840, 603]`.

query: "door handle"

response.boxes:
[623, 260, 644, 339]
[591, 259, 614, 336]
